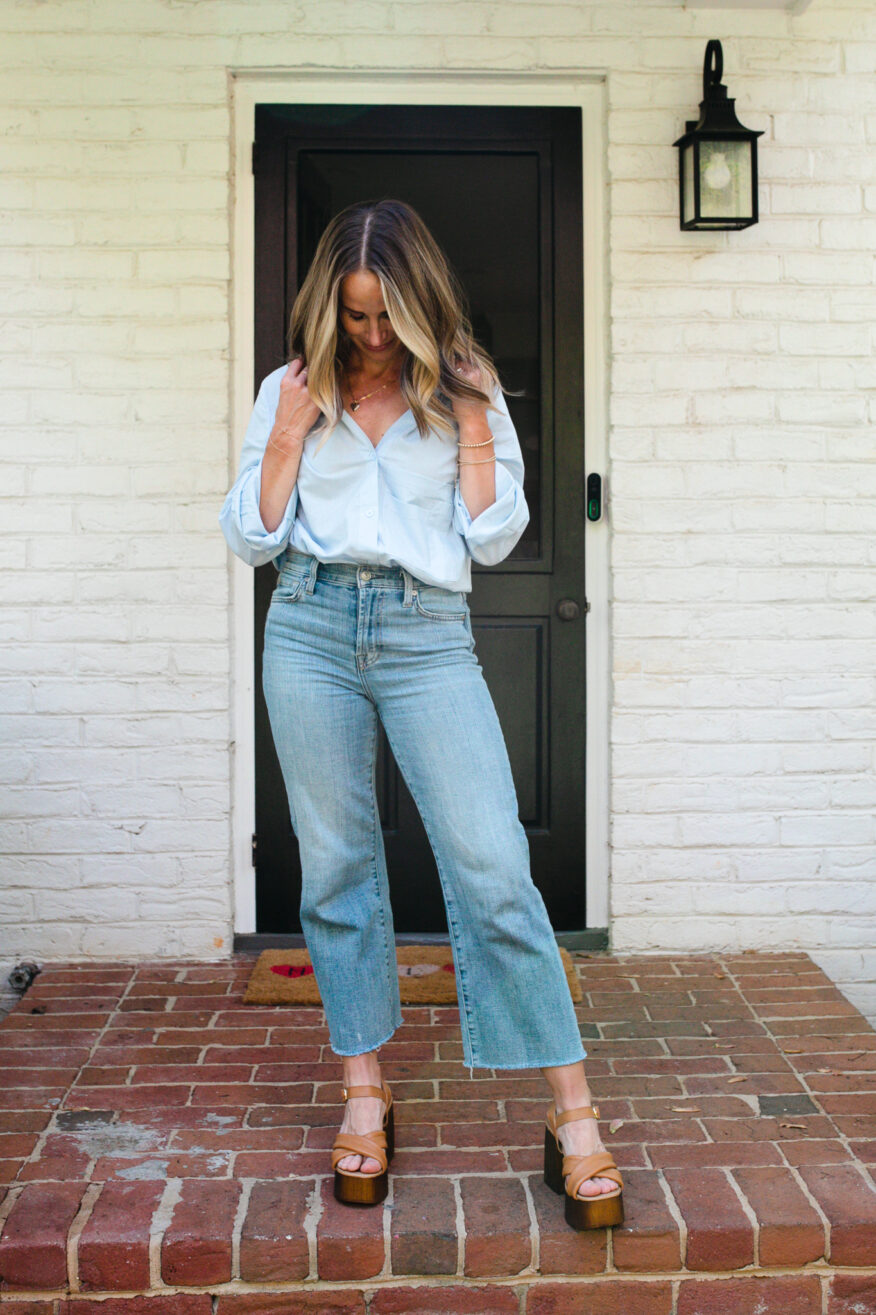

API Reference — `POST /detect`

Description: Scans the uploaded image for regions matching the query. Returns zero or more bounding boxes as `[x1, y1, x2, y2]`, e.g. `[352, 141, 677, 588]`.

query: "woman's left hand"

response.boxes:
[450, 357, 490, 423]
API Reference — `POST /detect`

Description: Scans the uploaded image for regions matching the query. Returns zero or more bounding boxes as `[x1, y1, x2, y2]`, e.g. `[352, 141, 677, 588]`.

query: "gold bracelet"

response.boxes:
[458, 455, 497, 465]
[266, 435, 304, 455]
[458, 438, 494, 447]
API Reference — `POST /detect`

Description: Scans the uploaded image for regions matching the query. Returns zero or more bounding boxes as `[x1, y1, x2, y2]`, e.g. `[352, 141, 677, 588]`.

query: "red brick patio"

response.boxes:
[0, 950, 875, 1313]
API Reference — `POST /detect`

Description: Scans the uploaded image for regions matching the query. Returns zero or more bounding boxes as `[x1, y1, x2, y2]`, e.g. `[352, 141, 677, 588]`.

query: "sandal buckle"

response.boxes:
[342, 1086, 348, 1100]
[592, 1105, 600, 1118]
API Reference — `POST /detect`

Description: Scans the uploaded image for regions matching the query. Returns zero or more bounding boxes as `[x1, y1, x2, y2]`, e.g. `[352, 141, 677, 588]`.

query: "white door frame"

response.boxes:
[227, 68, 611, 937]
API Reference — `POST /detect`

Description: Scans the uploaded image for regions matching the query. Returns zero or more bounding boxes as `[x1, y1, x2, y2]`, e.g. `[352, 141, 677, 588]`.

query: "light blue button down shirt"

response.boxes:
[219, 363, 530, 591]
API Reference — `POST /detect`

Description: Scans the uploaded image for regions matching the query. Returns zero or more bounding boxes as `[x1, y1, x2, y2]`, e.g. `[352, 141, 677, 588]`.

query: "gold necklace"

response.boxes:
[347, 371, 400, 412]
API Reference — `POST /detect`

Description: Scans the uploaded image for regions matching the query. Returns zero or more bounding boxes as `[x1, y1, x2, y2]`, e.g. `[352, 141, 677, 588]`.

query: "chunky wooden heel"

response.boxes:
[544, 1102, 625, 1230]
[331, 1081, 394, 1206]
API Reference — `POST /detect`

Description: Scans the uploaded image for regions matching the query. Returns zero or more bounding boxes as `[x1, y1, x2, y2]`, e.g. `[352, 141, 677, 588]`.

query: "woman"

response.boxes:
[220, 199, 623, 1230]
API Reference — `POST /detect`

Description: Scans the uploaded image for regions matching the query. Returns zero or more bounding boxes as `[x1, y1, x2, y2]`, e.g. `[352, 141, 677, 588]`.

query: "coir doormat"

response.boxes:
[243, 945, 583, 1005]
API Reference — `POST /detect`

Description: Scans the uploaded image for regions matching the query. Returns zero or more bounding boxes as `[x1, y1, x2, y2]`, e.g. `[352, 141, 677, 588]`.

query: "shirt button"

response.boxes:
[365, 509, 374, 518]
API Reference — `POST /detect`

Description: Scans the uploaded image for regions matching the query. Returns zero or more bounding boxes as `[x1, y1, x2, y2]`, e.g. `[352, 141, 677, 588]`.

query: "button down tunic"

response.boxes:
[219, 363, 530, 591]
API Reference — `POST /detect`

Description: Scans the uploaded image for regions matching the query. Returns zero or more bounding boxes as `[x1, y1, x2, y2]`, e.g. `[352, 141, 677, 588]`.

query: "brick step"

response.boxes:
[2, 1274, 876, 1314]
[0, 952, 874, 1308]
[1, 1165, 876, 1294]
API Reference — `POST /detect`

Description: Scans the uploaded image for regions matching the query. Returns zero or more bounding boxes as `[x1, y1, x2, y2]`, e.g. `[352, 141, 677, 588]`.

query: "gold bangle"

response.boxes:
[458, 438, 494, 447]
[458, 455, 497, 465]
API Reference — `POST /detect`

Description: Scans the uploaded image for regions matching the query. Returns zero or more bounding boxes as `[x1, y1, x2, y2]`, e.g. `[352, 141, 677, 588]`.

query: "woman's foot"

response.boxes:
[542, 1060, 618, 1198]
[552, 1104, 618, 1198]
[335, 1091, 388, 1175]
[335, 1048, 386, 1176]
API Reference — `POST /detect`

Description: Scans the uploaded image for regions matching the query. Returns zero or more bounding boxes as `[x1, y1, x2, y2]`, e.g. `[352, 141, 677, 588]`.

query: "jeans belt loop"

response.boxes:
[402, 568, 414, 608]
[305, 554, 319, 594]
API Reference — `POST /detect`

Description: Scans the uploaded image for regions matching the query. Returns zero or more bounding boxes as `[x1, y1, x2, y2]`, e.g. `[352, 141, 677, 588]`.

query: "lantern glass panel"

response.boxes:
[682, 141, 696, 225]
[699, 139, 752, 221]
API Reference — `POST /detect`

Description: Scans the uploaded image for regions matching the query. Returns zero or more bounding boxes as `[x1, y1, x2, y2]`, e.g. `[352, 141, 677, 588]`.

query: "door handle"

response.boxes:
[556, 598, 581, 621]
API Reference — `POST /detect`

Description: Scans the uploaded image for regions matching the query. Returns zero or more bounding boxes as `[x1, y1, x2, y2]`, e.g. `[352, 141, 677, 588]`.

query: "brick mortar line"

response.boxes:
[147, 1175, 182, 1291]
[66, 1179, 103, 1293]
[786, 1161, 831, 1262]
[452, 1174, 464, 1277]
[229, 1174, 253, 1283]
[657, 1165, 689, 1269]
[378, 1173, 393, 1280]
[0, 1177, 23, 1238]
[518, 1170, 539, 1276]
[302, 1175, 322, 1281]
[724, 1164, 761, 1268]
[5, 1264, 866, 1301]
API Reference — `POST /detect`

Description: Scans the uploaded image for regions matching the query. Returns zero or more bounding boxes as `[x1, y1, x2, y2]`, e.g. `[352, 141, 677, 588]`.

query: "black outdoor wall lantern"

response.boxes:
[673, 39, 763, 231]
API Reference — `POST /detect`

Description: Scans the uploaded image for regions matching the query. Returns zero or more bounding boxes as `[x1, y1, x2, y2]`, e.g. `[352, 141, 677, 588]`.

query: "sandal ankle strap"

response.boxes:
[552, 1103, 600, 1126]
[342, 1082, 389, 1102]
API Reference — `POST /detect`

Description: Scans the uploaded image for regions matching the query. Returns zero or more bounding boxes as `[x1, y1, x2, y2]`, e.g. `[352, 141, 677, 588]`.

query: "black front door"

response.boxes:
[252, 104, 586, 933]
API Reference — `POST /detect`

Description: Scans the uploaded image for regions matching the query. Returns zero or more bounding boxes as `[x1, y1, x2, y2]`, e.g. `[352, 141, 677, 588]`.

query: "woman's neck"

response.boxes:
[345, 345, 406, 382]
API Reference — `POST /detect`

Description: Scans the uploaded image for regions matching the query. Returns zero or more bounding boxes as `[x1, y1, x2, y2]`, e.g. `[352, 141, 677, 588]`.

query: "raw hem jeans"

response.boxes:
[261, 548, 587, 1075]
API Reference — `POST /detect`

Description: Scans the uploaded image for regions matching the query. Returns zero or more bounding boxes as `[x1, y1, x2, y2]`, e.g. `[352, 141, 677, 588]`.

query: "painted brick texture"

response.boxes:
[0, 1, 874, 1023]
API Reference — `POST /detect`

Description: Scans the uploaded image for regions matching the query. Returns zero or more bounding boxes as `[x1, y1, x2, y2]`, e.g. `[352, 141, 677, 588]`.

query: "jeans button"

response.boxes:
[360, 569, 371, 581]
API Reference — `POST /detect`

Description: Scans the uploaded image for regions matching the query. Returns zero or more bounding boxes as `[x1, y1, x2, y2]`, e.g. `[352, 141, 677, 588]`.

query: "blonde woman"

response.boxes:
[220, 199, 623, 1230]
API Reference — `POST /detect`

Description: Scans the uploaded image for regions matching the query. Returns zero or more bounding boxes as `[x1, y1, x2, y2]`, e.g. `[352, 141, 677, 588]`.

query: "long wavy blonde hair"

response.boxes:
[286, 199, 508, 451]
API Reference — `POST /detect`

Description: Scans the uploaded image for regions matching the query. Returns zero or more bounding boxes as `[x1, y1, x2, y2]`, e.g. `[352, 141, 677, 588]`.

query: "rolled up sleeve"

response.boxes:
[219, 370, 299, 568]
[452, 386, 530, 566]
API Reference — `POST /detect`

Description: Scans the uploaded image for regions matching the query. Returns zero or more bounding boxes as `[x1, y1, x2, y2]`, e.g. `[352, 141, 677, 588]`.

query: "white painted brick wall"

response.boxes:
[1, 0, 874, 1023]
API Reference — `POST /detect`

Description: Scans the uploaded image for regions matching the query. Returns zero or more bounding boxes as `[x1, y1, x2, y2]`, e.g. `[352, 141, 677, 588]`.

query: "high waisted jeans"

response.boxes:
[261, 547, 587, 1074]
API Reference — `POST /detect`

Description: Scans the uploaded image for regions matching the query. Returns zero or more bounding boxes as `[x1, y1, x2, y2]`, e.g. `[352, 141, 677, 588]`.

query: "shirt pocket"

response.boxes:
[383, 465, 454, 526]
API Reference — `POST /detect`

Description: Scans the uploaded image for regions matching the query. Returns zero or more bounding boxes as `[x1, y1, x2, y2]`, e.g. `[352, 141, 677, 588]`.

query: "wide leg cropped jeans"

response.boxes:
[261, 547, 587, 1073]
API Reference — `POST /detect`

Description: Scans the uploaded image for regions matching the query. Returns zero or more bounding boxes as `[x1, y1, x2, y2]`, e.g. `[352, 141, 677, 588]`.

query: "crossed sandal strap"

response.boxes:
[331, 1130, 388, 1173]
[563, 1149, 624, 1199]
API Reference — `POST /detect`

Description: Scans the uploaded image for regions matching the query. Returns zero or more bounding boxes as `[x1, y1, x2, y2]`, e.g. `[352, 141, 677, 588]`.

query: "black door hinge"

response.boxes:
[251, 833, 257, 866]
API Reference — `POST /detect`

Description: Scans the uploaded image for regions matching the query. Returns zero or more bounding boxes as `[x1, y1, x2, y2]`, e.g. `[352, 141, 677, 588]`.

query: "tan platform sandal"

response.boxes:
[331, 1081, 394, 1206]
[544, 1101, 625, 1230]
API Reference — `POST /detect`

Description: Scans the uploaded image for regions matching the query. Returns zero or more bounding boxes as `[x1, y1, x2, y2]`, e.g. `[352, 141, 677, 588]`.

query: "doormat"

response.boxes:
[242, 945, 583, 1006]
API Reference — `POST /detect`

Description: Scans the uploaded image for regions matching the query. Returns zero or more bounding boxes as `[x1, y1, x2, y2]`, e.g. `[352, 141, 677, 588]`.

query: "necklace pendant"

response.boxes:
[351, 401, 360, 411]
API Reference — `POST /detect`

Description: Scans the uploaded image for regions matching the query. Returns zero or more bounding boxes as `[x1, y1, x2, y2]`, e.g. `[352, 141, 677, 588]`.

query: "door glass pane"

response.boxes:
[298, 149, 541, 560]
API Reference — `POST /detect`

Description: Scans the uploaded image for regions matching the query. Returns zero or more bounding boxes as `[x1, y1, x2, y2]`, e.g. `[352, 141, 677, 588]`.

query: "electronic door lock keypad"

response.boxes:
[586, 473, 602, 521]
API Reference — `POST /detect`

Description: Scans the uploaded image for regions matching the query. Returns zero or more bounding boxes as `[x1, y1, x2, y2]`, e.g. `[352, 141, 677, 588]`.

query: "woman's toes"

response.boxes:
[576, 1175, 616, 1198]
[338, 1151, 381, 1175]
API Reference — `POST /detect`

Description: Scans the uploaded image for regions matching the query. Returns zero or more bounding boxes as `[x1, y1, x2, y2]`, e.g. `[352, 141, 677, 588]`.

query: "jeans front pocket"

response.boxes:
[271, 572, 308, 605]
[413, 584, 469, 622]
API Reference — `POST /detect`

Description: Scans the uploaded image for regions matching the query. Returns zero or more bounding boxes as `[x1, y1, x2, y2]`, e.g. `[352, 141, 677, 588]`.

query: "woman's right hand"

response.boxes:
[271, 356, 323, 451]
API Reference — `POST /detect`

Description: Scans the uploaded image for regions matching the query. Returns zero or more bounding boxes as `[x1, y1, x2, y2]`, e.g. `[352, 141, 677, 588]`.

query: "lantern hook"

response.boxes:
[704, 39, 723, 99]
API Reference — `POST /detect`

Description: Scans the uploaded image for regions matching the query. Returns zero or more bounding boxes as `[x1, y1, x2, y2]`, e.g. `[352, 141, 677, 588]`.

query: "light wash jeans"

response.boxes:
[261, 547, 588, 1073]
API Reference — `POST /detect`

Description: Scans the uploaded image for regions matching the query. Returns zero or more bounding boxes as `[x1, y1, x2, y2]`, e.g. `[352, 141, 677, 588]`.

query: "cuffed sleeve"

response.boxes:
[219, 369, 299, 568]
[452, 386, 531, 566]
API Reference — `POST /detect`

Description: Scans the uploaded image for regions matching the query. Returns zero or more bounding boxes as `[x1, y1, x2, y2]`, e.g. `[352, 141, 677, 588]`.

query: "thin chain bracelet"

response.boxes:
[266, 435, 304, 455]
[458, 455, 497, 465]
[458, 437, 495, 447]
